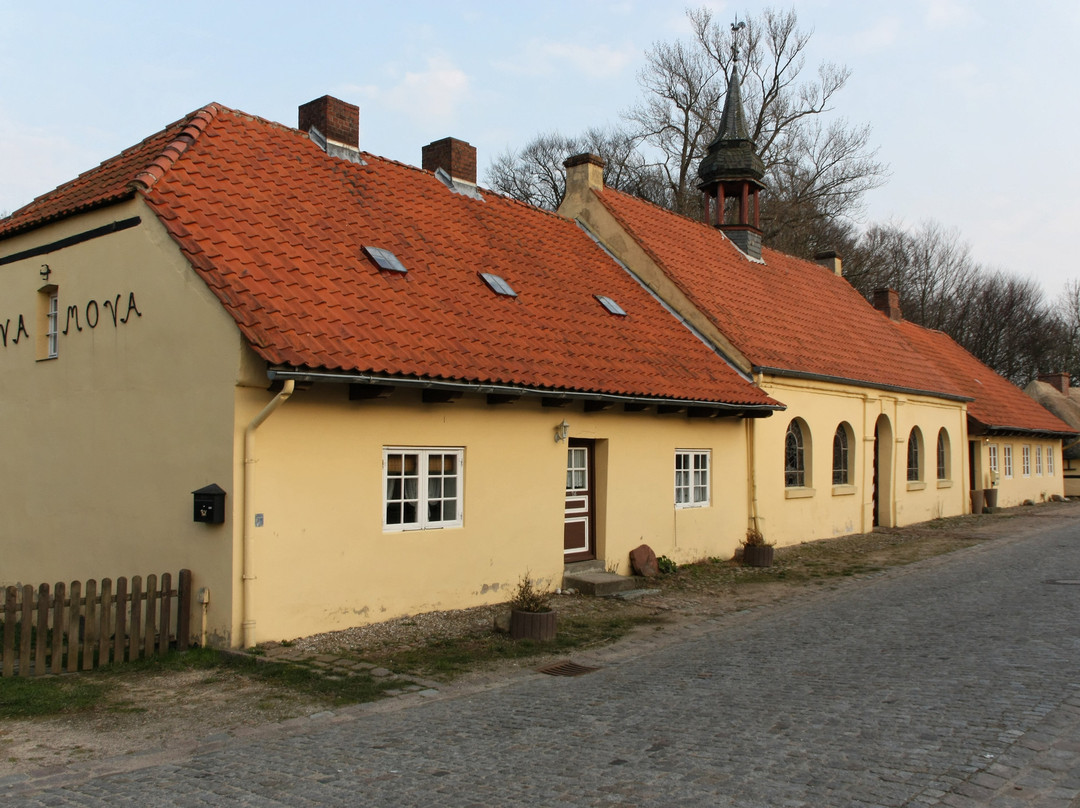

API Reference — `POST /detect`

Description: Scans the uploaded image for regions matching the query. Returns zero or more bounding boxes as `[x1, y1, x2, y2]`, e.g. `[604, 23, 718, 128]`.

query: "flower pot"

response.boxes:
[742, 544, 774, 568]
[984, 488, 998, 511]
[510, 609, 557, 641]
[970, 489, 984, 515]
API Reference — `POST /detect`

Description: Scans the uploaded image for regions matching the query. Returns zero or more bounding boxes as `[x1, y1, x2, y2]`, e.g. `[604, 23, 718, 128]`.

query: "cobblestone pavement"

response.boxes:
[5, 509, 1080, 806]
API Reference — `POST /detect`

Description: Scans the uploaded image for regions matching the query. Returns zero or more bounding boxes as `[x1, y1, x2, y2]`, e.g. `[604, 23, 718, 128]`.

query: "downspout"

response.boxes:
[241, 380, 295, 648]
[746, 416, 760, 535]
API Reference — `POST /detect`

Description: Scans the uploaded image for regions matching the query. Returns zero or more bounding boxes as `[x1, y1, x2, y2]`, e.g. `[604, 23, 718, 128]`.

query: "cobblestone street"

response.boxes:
[5, 508, 1080, 806]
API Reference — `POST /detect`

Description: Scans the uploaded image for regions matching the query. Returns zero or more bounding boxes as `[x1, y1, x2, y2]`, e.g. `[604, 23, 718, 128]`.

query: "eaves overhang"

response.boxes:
[967, 416, 1078, 440]
[754, 366, 975, 403]
[266, 366, 784, 418]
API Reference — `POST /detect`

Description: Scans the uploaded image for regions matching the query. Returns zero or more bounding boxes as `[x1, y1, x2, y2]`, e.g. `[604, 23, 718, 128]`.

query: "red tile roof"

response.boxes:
[0, 110, 214, 239]
[895, 321, 1075, 436]
[1, 104, 777, 408]
[595, 188, 966, 398]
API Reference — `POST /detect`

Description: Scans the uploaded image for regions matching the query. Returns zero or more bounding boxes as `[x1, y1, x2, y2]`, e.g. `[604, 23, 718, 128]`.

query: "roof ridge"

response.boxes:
[131, 105, 220, 191]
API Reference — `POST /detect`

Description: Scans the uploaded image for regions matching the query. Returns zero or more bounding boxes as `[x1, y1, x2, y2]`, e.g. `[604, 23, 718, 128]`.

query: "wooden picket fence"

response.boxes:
[0, 570, 192, 677]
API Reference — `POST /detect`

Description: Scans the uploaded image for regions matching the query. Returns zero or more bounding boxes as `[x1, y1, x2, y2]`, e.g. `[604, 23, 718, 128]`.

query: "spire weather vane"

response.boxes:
[731, 18, 747, 63]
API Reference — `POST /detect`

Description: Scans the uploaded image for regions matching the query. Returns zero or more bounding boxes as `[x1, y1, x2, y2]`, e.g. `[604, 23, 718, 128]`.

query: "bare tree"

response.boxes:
[846, 220, 1060, 385]
[487, 7, 886, 258]
[487, 127, 663, 211]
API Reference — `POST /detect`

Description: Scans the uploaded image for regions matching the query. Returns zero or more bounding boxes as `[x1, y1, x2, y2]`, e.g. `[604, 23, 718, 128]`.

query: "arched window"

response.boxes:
[832, 423, 852, 485]
[936, 428, 950, 480]
[907, 427, 923, 482]
[785, 420, 806, 487]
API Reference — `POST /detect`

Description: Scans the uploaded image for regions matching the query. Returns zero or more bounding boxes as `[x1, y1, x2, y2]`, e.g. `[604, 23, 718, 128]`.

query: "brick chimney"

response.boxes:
[1038, 372, 1071, 394]
[298, 96, 359, 149]
[873, 288, 902, 321]
[814, 250, 842, 276]
[422, 137, 477, 185]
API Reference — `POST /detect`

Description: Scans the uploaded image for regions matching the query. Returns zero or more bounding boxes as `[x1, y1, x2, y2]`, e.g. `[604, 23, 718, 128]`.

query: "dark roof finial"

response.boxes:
[731, 17, 746, 63]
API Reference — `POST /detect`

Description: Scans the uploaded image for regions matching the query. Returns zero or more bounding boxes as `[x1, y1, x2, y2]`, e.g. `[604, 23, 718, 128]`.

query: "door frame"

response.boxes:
[563, 438, 596, 562]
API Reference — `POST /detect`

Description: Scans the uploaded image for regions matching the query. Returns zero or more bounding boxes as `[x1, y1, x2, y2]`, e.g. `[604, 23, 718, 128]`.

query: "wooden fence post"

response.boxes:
[51, 582, 65, 675]
[82, 579, 97, 671]
[35, 583, 49, 677]
[129, 576, 142, 661]
[143, 575, 158, 658]
[114, 577, 128, 663]
[20, 585, 32, 676]
[99, 578, 113, 668]
[66, 580, 81, 673]
[177, 569, 192, 652]
[3, 587, 15, 677]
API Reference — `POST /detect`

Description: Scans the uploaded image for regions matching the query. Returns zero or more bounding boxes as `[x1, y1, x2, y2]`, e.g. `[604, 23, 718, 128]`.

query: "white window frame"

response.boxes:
[1003, 445, 1013, 479]
[383, 447, 464, 531]
[1035, 446, 1043, 476]
[47, 292, 59, 358]
[988, 444, 999, 475]
[1022, 445, 1031, 477]
[675, 450, 710, 508]
[1048, 447, 1055, 476]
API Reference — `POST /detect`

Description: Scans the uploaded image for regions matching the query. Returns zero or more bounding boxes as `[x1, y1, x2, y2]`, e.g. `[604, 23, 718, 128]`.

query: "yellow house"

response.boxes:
[1025, 374, 1080, 497]
[0, 97, 781, 647]
[556, 57, 1073, 539]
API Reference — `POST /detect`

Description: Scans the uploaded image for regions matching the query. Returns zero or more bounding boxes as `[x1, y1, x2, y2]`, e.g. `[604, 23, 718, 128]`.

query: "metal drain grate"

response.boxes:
[537, 660, 600, 677]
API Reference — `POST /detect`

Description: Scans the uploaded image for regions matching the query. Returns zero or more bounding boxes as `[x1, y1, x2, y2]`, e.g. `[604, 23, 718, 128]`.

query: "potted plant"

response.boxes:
[984, 471, 999, 512]
[508, 574, 557, 641]
[741, 528, 774, 567]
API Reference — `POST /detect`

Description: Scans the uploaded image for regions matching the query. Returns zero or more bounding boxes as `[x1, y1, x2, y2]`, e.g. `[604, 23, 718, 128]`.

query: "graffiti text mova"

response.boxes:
[1, 292, 142, 348]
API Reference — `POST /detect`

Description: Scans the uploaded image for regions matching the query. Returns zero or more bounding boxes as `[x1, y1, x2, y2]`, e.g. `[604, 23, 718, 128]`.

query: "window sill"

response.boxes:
[784, 487, 816, 499]
[675, 503, 710, 510]
[831, 484, 857, 497]
[906, 481, 927, 491]
[936, 479, 953, 489]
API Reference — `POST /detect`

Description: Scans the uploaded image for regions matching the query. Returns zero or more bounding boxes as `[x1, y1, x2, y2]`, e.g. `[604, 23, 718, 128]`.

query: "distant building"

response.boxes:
[1025, 374, 1080, 496]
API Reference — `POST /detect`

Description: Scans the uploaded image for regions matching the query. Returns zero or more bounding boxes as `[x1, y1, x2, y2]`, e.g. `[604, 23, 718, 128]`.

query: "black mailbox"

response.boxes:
[192, 484, 226, 524]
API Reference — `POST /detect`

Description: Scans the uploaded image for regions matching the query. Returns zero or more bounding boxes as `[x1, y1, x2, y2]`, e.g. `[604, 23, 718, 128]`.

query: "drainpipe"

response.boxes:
[241, 380, 295, 648]
[746, 417, 760, 535]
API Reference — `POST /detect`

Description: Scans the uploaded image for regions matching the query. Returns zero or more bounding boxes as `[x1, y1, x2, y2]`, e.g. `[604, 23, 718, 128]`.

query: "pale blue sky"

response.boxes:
[2, 0, 1076, 297]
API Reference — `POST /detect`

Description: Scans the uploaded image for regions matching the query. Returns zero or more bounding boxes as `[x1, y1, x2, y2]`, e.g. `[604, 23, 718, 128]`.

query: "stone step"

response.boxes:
[562, 570, 643, 597]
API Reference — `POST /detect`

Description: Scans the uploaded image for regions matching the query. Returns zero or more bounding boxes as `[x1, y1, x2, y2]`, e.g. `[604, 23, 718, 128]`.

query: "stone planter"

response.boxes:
[742, 544, 774, 568]
[984, 488, 998, 512]
[510, 609, 557, 641]
[970, 489, 984, 515]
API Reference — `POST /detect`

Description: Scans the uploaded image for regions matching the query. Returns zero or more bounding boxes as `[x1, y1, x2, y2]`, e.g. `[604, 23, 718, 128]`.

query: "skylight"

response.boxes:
[364, 246, 407, 273]
[595, 295, 627, 316]
[480, 272, 517, 297]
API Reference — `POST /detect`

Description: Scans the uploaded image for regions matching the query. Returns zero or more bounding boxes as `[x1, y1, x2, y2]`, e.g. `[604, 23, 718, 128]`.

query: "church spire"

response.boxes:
[697, 19, 766, 260]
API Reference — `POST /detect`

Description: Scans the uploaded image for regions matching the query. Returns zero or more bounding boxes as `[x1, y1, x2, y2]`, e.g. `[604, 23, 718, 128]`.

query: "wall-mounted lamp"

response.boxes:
[554, 419, 570, 443]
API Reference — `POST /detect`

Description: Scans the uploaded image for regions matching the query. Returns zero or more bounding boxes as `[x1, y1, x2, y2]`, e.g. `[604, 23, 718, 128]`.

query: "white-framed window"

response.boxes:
[383, 448, 463, 531]
[1022, 445, 1031, 477]
[936, 428, 950, 480]
[1003, 445, 1013, 478]
[46, 291, 59, 358]
[785, 420, 808, 488]
[1048, 447, 1055, 476]
[907, 427, 923, 482]
[832, 423, 852, 485]
[675, 450, 710, 507]
[988, 444, 999, 475]
[1035, 446, 1043, 476]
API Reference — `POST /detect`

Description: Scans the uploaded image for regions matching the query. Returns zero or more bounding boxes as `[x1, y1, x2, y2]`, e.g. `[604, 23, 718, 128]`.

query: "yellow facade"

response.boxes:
[0, 201, 246, 642]
[974, 437, 1065, 507]
[751, 377, 968, 544]
[238, 387, 751, 643]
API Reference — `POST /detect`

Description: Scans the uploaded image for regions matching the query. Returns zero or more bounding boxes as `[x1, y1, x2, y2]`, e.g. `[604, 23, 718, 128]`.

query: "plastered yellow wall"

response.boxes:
[752, 376, 969, 544]
[237, 387, 751, 644]
[978, 438, 1065, 507]
[0, 201, 247, 645]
